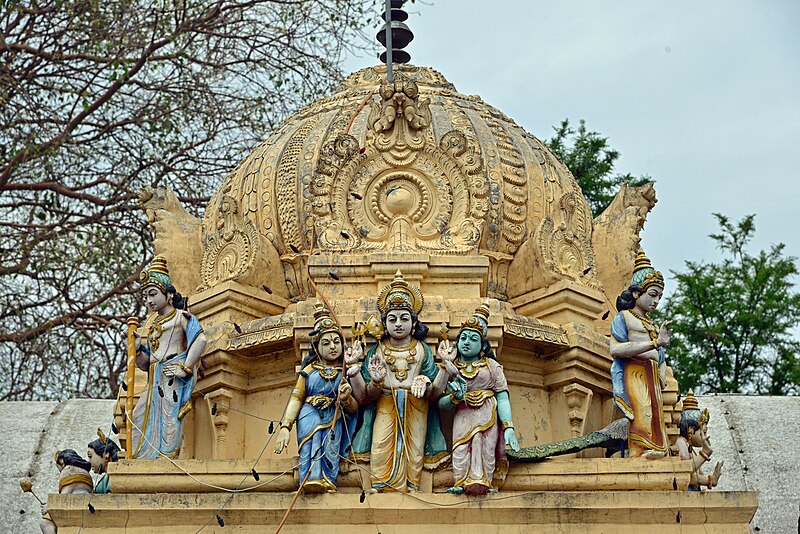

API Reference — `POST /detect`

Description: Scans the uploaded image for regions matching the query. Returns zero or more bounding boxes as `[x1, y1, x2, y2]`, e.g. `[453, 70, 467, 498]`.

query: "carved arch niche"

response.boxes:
[199, 194, 288, 298]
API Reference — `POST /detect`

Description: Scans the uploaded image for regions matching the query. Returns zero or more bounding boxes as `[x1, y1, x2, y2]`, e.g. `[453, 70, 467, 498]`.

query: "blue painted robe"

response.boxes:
[295, 364, 357, 487]
[131, 313, 202, 459]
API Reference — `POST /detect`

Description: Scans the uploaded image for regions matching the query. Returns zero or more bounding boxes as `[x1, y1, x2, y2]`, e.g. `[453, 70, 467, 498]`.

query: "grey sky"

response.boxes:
[343, 1, 800, 288]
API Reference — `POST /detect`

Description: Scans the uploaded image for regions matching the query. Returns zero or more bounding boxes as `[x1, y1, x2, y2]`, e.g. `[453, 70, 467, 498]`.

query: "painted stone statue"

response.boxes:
[87, 428, 121, 494]
[131, 256, 207, 459]
[438, 304, 519, 495]
[609, 251, 671, 457]
[348, 271, 453, 492]
[274, 304, 358, 493]
[675, 390, 724, 490]
[40, 450, 93, 534]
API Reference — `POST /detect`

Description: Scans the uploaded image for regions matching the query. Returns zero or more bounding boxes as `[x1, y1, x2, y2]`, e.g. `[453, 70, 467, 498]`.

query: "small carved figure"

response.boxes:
[438, 304, 519, 495]
[349, 271, 453, 492]
[609, 250, 671, 457]
[274, 305, 358, 493]
[40, 450, 93, 534]
[87, 428, 121, 494]
[675, 391, 724, 490]
[130, 256, 207, 459]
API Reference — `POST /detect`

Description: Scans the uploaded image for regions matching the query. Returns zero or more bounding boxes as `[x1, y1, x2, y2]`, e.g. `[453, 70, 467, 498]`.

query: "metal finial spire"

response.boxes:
[377, 0, 414, 81]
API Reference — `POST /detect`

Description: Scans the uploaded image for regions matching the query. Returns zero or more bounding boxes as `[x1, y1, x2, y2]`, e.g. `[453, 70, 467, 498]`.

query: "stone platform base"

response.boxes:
[48, 490, 757, 533]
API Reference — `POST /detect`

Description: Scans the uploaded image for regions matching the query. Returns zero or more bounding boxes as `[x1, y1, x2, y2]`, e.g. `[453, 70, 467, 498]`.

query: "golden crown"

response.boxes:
[631, 249, 664, 290]
[459, 303, 491, 340]
[139, 256, 172, 293]
[310, 303, 342, 345]
[682, 389, 699, 411]
[377, 270, 424, 315]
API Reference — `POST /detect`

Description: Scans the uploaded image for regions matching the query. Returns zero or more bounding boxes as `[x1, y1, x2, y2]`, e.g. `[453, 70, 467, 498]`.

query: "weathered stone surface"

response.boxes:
[1, 399, 115, 534]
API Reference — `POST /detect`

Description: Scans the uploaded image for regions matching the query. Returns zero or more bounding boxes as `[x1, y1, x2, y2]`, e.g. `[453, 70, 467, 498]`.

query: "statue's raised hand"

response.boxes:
[437, 339, 457, 363]
[344, 342, 363, 378]
[274, 426, 291, 455]
[709, 460, 724, 487]
[437, 339, 459, 376]
[367, 354, 387, 384]
[411, 375, 431, 398]
[657, 320, 672, 348]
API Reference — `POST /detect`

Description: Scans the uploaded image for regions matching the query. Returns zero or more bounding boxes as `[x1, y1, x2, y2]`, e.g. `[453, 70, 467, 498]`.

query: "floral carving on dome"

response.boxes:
[199, 195, 259, 291]
[538, 191, 601, 289]
[313, 78, 487, 255]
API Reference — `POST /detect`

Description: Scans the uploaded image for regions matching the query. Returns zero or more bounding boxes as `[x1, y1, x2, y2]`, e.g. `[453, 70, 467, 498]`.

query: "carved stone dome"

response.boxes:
[201, 65, 599, 301]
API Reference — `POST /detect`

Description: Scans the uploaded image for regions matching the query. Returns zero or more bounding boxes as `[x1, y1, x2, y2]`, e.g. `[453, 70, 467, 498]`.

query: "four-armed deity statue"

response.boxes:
[348, 271, 453, 492]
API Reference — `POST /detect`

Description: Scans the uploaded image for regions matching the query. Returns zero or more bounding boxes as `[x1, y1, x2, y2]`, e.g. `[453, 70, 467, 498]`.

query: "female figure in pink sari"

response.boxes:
[438, 304, 519, 495]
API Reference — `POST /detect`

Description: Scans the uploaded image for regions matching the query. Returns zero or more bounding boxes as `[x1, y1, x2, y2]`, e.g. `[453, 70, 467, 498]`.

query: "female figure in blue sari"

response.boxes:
[131, 256, 207, 459]
[274, 304, 358, 493]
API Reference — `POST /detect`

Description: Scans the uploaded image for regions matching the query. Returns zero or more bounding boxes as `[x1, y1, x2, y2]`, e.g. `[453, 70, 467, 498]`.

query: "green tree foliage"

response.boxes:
[0, 0, 377, 400]
[663, 214, 800, 394]
[546, 118, 650, 217]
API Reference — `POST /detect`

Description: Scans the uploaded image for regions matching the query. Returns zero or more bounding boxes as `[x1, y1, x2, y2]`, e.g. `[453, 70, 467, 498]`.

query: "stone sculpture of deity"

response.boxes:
[675, 390, 724, 490]
[130, 256, 207, 459]
[274, 304, 358, 493]
[438, 304, 519, 495]
[609, 251, 671, 457]
[40, 450, 93, 534]
[347, 271, 455, 492]
[87, 428, 121, 494]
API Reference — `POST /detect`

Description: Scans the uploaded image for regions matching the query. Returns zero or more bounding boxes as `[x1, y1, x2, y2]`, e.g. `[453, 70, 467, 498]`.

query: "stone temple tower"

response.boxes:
[50, 57, 756, 532]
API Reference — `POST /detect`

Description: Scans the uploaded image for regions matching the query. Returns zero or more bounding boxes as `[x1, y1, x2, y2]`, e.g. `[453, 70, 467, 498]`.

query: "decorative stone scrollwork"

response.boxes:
[314, 77, 488, 255]
[538, 191, 601, 289]
[199, 195, 260, 291]
[205, 388, 233, 458]
[563, 383, 594, 437]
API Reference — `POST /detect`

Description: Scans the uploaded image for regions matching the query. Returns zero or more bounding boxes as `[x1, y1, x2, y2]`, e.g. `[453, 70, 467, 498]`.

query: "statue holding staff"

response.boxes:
[130, 256, 207, 459]
[274, 304, 358, 493]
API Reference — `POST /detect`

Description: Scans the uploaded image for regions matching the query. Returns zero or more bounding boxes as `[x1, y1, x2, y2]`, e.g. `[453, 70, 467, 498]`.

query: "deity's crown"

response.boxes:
[139, 255, 172, 294]
[681, 389, 710, 426]
[310, 303, 342, 345]
[631, 249, 664, 291]
[682, 389, 699, 411]
[377, 270, 424, 316]
[459, 303, 491, 340]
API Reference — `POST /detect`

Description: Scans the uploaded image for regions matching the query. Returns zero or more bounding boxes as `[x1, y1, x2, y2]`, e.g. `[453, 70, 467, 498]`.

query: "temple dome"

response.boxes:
[201, 65, 599, 301]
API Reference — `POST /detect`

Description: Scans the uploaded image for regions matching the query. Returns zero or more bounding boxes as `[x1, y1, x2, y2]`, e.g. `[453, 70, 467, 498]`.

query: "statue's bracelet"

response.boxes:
[280, 421, 293, 432]
[699, 449, 711, 461]
[448, 392, 462, 405]
[502, 421, 515, 431]
[179, 363, 193, 375]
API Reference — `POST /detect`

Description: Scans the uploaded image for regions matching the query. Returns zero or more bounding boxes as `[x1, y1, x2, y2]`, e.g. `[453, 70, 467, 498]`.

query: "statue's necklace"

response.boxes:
[629, 309, 658, 343]
[455, 356, 488, 379]
[313, 361, 339, 381]
[147, 308, 177, 353]
[383, 339, 418, 381]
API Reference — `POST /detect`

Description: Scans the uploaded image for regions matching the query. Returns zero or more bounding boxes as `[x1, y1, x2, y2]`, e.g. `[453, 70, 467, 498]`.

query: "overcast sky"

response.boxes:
[343, 1, 800, 290]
